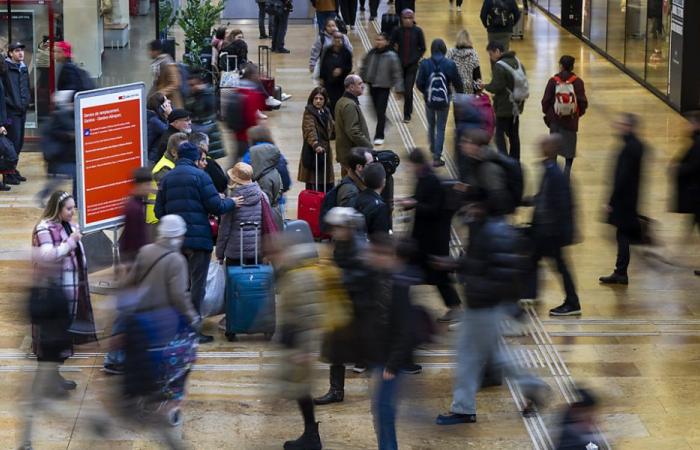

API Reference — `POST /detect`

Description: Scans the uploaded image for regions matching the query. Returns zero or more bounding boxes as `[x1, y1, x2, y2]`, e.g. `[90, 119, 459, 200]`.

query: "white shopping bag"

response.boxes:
[201, 262, 226, 318]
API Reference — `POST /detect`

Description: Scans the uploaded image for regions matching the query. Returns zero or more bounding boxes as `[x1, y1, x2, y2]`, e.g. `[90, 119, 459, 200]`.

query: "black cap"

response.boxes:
[8, 42, 25, 51]
[168, 109, 190, 123]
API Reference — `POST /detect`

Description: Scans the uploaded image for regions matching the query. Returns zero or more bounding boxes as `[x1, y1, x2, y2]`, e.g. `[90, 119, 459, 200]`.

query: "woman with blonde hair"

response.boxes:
[446, 29, 482, 94]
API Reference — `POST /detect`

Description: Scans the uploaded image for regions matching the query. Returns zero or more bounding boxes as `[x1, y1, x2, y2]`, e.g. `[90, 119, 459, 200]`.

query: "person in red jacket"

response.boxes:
[541, 55, 588, 177]
[234, 64, 267, 161]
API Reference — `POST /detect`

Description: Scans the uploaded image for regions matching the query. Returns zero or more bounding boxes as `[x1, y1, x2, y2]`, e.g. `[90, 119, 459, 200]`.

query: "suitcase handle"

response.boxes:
[258, 45, 271, 78]
[239, 221, 261, 265]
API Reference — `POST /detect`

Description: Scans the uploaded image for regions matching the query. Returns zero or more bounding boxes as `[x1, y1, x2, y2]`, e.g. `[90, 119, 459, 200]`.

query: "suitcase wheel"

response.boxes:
[264, 332, 274, 341]
[225, 332, 236, 342]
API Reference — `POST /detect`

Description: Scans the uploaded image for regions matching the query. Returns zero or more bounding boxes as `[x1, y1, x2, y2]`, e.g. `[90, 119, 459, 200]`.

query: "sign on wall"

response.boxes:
[75, 83, 147, 234]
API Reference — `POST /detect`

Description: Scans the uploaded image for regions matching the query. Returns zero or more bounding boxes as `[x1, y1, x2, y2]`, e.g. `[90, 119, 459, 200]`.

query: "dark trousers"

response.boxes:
[522, 0, 529, 9]
[6, 113, 26, 155]
[370, 86, 390, 140]
[402, 64, 419, 120]
[534, 244, 579, 306]
[558, 156, 574, 177]
[326, 83, 344, 117]
[182, 248, 212, 314]
[257, 3, 272, 37]
[495, 116, 521, 160]
[271, 12, 289, 51]
[339, 0, 358, 27]
[615, 228, 631, 275]
[369, 0, 380, 17]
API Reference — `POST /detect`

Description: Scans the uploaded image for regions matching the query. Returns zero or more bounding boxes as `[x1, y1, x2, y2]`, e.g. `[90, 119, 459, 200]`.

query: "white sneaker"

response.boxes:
[257, 110, 268, 120]
[457, 6, 462, 12]
[281, 93, 292, 101]
[266, 96, 282, 108]
[373, 138, 385, 146]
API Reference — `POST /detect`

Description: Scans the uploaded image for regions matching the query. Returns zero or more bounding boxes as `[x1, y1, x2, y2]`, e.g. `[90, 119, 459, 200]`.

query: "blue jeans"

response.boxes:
[316, 11, 336, 29]
[372, 369, 401, 450]
[426, 106, 449, 160]
[104, 312, 127, 366]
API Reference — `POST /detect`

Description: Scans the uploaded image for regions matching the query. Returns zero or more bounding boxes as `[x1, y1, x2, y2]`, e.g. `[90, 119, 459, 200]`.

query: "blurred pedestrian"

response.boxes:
[55, 41, 94, 92]
[232, 64, 267, 160]
[390, 9, 426, 124]
[146, 133, 189, 225]
[555, 389, 601, 450]
[446, 29, 482, 94]
[360, 33, 404, 146]
[156, 108, 192, 162]
[541, 55, 588, 176]
[481, 40, 528, 160]
[187, 70, 224, 160]
[154, 142, 243, 343]
[480, 0, 521, 51]
[355, 162, 391, 235]
[416, 39, 465, 167]
[396, 149, 462, 322]
[299, 87, 336, 192]
[120, 167, 154, 266]
[248, 125, 284, 229]
[335, 75, 372, 176]
[530, 135, 579, 316]
[146, 93, 172, 164]
[2, 41, 30, 182]
[148, 39, 183, 108]
[318, 32, 354, 115]
[217, 162, 267, 266]
[599, 114, 645, 286]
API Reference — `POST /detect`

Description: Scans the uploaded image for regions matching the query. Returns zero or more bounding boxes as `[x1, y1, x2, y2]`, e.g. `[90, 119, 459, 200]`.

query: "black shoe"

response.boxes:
[0, 183, 10, 191]
[481, 377, 503, 388]
[401, 363, 422, 375]
[432, 158, 446, 167]
[599, 272, 628, 285]
[103, 363, 125, 375]
[436, 412, 477, 425]
[14, 171, 26, 182]
[259, 34, 269, 39]
[4, 174, 20, 185]
[283, 422, 322, 450]
[360, 6, 366, 11]
[198, 333, 215, 344]
[277, 48, 291, 54]
[58, 373, 77, 390]
[313, 388, 344, 405]
[549, 302, 582, 316]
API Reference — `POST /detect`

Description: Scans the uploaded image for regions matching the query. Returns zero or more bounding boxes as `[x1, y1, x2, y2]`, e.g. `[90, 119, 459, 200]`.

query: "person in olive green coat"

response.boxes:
[334, 75, 372, 176]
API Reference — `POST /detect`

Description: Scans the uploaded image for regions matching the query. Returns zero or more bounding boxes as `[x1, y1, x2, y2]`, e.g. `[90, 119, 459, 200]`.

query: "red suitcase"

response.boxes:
[297, 153, 327, 239]
[258, 45, 275, 98]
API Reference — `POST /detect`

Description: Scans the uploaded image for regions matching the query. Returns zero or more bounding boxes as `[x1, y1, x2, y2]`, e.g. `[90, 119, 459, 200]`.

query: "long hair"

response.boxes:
[37, 191, 72, 227]
[455, 29, 473, 49]
[307, 87, 330, 107]
[147, 92, 168, 120]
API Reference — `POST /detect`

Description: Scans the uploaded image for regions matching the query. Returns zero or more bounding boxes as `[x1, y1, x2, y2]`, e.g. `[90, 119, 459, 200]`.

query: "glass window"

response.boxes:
[550, 0, 562, 18]
[624, 0, 648, 78]
[607, 0, 626, 62]
[645, 0, 670, 94]
[590, 0, 608, 49]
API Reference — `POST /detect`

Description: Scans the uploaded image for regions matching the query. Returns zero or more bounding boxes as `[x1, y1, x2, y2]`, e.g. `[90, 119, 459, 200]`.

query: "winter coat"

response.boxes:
[532, 160, 575, 251]
[463, 148, 513, 216]
[460, 216, 530, 309]
[607, 133, 645, 235]
[310, 31, 353, 72]
[359, 48, 404, 91]
[390, 25, 427, 68]
[673, 130, 700, 214]
[337, 172, 366, 207]
[120, 195, 149, 264]
[0, 76, 6, 125]
[148, 53, 183, 108]
[154, 157, 236, 251]
[416, 53, 466, 108]
[480, 0, 522, 33]
[354, 189, 391, 236]
[147, 110, 169, 163]
[2, 58, 30, 115]
[484, 51, 526, 118]
[187, 85, 223, 160]
[250, 142, 284, 229]
[541, 71, 588, 132]
[32, 219, 97, 357]
[334, 92, 371, 166]
[299, 105, 336, 185]
[446, 47, 482, 94]
[44, 107, 76, 176]
[121, 240, 199, 326]
[318, 46, 353, 103]
[410, 166, 452, 257]
[220, 39, 248, 69]
[216, 182, 265, 262]
[57, 60, 94, 92]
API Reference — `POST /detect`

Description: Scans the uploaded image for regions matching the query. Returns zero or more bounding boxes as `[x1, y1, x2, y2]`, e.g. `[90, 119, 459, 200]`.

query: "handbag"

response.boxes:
[261, 194, 279, 235]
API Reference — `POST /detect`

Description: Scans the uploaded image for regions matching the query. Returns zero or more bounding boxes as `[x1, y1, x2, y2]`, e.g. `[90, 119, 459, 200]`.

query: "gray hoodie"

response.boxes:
[216, 182, 264, 262]
[250, 143, 283, 229]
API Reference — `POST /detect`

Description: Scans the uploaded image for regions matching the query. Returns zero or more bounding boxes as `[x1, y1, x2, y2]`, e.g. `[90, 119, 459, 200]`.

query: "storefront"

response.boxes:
[532, 0, 700, 112]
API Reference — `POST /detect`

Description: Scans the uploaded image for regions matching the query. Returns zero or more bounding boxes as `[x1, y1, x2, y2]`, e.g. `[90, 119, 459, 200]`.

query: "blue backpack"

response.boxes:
[427, 59, 450, 109]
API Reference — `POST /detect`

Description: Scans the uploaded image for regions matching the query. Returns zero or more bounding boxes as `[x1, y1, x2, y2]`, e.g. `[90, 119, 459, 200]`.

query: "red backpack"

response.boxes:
[553, 75, 578, 117]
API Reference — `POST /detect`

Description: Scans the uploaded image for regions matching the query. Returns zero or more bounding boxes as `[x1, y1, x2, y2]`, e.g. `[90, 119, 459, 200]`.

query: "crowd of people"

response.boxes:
[13, 0, 700, 449]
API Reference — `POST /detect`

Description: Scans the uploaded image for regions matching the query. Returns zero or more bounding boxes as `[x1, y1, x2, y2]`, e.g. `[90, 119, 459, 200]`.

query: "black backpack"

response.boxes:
[492, 152, 524, 213]
[319, 177, 354, 233]
[372, 150, 400, 175]
[487, 0, 513, 28]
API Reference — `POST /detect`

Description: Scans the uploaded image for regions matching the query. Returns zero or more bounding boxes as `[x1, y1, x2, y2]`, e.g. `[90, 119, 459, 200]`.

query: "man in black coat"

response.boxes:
[319, 32, 354, 116]
[600, 114, 645, 285]
[530, 135, 580, 316]
[672, 111, 700, 276]
[397, 149, 461, 322]
[354, 162, 391, 236]
[2, 42, 31, 182]
[390, 9, 426, 123]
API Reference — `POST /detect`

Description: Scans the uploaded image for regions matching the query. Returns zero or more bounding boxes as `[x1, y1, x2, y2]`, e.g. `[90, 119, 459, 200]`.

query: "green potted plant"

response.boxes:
[158, 0, 178, 58]
[177, 0, 226, 68]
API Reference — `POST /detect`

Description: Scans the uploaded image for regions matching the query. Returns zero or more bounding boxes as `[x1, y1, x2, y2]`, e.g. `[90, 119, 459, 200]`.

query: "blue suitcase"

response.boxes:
[224, 222, 276, 341]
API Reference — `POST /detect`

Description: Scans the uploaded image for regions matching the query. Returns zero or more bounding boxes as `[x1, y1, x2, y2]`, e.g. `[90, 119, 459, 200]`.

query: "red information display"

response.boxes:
[75, 84, 146, 233]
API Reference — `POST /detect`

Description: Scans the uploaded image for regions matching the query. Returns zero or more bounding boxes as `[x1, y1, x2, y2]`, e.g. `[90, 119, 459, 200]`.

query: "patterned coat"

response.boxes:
[32, 219, 97, 357]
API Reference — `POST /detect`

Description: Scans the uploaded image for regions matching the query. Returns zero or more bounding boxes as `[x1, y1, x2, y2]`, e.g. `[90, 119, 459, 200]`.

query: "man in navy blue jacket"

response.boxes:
[530, 134, 579, 316]
[155, 142, 243, 343]
[416, 39, 465, 167]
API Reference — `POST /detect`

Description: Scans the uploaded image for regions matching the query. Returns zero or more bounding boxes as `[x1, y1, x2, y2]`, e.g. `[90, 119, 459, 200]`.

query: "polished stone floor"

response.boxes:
[0, 0, 698, 449]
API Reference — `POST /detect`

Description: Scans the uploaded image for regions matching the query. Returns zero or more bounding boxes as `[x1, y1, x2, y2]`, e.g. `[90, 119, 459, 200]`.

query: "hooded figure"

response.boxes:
[250, 142, 283, 229]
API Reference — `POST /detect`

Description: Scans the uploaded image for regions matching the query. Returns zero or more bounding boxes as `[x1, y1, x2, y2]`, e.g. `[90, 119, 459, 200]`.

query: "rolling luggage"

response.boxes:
[284, 219, 318, 252]
[258, 45, 276, 98]
[297, 153, 327, 239]
[381, 13, 400, 35]
[224, 222, 276, 341]
[219, 53, 240, 88]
